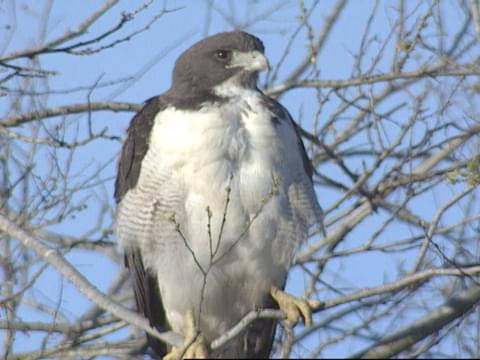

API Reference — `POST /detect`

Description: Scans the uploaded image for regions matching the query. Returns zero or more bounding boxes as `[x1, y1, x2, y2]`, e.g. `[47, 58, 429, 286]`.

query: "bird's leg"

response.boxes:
[182, 309, 208, 360]
[162, 309, 208, 360]
[270, 286, 313, 328]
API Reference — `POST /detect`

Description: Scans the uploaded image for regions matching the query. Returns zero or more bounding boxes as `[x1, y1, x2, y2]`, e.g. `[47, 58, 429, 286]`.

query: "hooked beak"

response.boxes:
[227, 50, 270, 72]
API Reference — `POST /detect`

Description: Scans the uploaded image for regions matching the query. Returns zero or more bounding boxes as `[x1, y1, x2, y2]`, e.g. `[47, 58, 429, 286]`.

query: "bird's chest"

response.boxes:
[147, 96, 287, 269]
[140, 97, 292, 337]
[149, 97, 282, 211]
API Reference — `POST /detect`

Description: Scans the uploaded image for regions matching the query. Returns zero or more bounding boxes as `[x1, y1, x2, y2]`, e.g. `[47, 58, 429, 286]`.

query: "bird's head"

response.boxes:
[170, 31, 269, 98]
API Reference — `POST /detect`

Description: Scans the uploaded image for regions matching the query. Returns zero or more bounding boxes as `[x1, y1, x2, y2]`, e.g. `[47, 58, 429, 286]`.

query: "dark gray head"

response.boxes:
[165, 31, 269, 107]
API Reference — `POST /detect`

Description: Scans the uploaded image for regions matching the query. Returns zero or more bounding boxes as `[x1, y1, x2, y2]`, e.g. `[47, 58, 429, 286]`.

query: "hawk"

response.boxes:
[115, 31, 323, 358]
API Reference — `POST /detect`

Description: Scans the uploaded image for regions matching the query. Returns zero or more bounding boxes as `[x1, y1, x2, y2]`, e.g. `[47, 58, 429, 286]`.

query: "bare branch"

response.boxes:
[353, 286, 480, 359]
[267, 66, 480, 95]
[0, 213, 183, 348]
[1, 101, 141, 127]
[0, 0, 120, 62]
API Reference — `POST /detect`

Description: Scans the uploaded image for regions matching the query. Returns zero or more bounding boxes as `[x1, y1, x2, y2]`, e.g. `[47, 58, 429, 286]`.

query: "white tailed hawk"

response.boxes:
[115, 31, 323, 358]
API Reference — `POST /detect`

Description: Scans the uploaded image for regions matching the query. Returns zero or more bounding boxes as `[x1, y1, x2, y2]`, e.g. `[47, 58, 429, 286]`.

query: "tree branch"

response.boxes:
[353, 285, 480, 359]
[1, 101, 142, 127]
[0, 213, 182, 348]
[267, 67, 480, 95]
[0, 0, 119, 62]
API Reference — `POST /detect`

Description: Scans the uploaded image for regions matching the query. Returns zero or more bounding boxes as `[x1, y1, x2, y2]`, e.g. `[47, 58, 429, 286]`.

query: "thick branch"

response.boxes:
[210, 266, 480, 350]
[353, 285, 480, 359]
[0, 214, 182, 348]
[1, 101, 142, 127]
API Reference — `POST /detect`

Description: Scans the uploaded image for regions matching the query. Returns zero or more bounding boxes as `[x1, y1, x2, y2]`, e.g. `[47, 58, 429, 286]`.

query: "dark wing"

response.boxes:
[114, 96, 165, 203]
[244, 291, 282, 358]
[124, 248, 168, 356]
[261, 95, 314, 181]
[115, 96, 169, 357]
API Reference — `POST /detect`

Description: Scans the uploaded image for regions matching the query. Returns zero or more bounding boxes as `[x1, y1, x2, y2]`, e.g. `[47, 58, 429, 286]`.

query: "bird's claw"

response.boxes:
[162, 309, 208, 360]
[271, 286, 313, 328]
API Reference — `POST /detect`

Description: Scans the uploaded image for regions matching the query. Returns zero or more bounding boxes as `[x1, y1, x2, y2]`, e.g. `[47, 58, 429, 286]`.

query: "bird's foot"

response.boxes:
[270, 286, 313, 328]
[162, 310, 208, 360]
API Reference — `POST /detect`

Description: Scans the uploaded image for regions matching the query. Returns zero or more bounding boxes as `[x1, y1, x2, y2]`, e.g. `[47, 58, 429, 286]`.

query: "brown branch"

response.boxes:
[353, 285, 480, 359]
[0, 213, 182, 348]
[295, 124, 480, 264]
[10, 339, 145, 360]
[210, 266, 480, 351]
[267, 67, 480, 95]
[0, 0, 120, 62]
[283, 0, 347, 83]
[1, 101, 142, 127]
[470, 0, 480, 44]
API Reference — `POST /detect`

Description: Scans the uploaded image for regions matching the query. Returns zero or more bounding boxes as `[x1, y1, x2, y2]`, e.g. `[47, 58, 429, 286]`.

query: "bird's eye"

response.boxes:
[215, 50, 230, 61]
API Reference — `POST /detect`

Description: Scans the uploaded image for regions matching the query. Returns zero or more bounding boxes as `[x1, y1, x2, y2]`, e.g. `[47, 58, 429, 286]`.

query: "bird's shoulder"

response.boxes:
[260, 93, 315, 181]
[114, 96, 168, 204]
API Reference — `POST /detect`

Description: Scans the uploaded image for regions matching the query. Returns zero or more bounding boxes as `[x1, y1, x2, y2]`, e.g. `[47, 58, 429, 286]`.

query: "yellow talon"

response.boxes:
[271, 286, 313, 328]
[162, 310, 208, 359]
[183, 335, 208, 359]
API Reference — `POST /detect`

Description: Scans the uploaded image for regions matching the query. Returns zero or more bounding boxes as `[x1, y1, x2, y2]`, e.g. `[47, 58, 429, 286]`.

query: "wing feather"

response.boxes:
[114, 96, 165, 203]
[115, 96, 170, 357]
[263, 94, 324, 232]
[124, 247, 168, 356]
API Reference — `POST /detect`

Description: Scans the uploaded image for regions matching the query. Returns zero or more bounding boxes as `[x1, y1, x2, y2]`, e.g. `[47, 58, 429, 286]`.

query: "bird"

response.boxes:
[115, 31, 323, 359]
